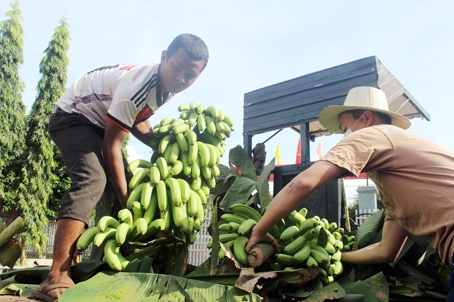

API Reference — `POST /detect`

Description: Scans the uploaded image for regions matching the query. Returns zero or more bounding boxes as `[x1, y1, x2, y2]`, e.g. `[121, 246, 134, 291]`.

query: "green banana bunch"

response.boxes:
[78, 102, 234, 272]
[212, 204, 356, 289]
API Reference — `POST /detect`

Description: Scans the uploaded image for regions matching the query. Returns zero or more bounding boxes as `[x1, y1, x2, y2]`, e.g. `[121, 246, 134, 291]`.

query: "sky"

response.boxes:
[1, 1, 453, 204]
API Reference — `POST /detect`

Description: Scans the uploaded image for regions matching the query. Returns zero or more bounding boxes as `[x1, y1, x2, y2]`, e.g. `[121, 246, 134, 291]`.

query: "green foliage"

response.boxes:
[0, 1, 26, 210]
[217, 145, 274, 213]
[14, 16, 71, 252]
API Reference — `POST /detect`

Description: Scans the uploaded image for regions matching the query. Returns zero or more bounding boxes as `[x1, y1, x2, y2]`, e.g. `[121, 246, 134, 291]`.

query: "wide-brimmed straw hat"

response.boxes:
[319, 86, 411, 133]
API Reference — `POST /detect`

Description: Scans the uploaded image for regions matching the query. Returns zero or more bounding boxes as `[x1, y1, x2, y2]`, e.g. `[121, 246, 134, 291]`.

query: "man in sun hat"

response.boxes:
[246, 86, 454, 300]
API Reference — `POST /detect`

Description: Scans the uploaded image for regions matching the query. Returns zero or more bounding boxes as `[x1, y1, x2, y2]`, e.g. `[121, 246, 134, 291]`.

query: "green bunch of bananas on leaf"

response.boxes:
[76, 103, 234, 272]
[209, 205, 356, 290]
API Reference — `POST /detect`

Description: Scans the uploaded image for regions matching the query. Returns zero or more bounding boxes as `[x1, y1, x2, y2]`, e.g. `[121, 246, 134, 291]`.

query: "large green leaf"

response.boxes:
[228, 145, 257, 181]
[356, 209, 385, 248]
[60, 272, 262, 302]
[219, 177, 257, 210]
[344, 271, 389, 302]
[257, 158, 275, 211]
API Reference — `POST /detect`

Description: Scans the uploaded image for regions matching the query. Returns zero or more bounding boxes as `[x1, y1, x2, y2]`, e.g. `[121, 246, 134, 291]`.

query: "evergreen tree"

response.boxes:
[0, 2, 26, 221]
[15, 17, 70, 256]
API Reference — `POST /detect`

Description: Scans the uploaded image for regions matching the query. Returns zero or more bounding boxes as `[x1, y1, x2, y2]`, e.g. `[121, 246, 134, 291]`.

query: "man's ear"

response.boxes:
[364, 110, 374, 124]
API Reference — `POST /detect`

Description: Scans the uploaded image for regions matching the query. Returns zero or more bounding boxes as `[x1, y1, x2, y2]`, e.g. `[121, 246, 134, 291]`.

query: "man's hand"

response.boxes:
[246, 228, 280, 254]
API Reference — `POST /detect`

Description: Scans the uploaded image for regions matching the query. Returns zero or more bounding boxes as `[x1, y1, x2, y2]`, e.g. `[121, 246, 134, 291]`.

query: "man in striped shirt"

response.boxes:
[36, 33, 208, 300]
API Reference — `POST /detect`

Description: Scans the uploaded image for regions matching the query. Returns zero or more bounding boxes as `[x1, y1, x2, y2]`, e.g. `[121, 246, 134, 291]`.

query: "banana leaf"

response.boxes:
[257, 157, 275, 211]
[219, 177, 257, 210]
[60, 271, 262, 302]
[0, 283, 39, 297]
[228, 145, 257, 181]
[342, 271, 389, 302]
[356, 209, 385, 248]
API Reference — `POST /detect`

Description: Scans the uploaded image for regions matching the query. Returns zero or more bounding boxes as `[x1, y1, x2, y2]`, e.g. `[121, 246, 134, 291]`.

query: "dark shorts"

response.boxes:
[48, 110, 108, 225]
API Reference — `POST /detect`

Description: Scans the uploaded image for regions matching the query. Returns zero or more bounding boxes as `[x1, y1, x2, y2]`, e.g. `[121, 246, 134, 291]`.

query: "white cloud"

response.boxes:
[126, 145, 142, 163]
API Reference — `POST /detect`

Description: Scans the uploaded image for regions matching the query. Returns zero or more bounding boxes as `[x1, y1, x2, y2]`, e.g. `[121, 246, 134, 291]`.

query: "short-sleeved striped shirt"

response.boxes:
[55, 63, 173, 132]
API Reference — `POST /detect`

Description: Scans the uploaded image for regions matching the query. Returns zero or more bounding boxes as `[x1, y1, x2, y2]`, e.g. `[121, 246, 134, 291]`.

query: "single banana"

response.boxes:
[284, 227, 319, 255]
[197, 113, 206, 132]
[172, 122, 190, 135]
[142, 190, 158, 223]
[204, 105, 220, 120]
[115, 222, 131, 246]
[207, 233, 239, 248]
[220, 213, 246, 225]
[76, 226, 99, 251]
[156, 180, 168, 212]
[93, 227, 116, 247]
[117, 209, 133, 228]
[126, 182, 145, 208]
[189, 101, 199, 110]
[212, 121, 225, 134]
[140, 181, 154, 210]
[128, 167, 150, 190]
[160, 117, 175, 126]
[204, 115, 216, 135]
[175, 132, 189, 152]
[170, 160, 183, 176]
[156, 157, 169, 180]
[233, 236, 249, 266]
[190, 177, 202, 192]
[196, 141, 210, 167]
[280, 225, 300, 241]
[275, 253, 296, 266]
[293, 244, 311, 263]
[196, 188, 208, 205]
[187, 189, 201, 216]
[104, 239, 129, 271]
[177, 178, 191, 204]
[130, 201, 143, 221]
[188, 141, 199, 165]
[171, 204, 185, 228]
[178, 103, 191, 111]
[158, 123, 173, 135]
[237, 218, 257, 236]
[222, 114, 234, 128]
[305, 255, 318, 268]
[97, 216, 120, 232]
[158, 134, 173, 155]
[179, 109, 192, 120]
[206, 144, 220, 166]
[288, 210, 306, 225]
[148, 165, 161, 186]
[187, 112, 198, 127]
[200, 165, 212, 181]
[298, 217, 320, 234]
[167, 142, 180, 164]
[196, 103, 205, 114]
[230, 204, 262, 222]
[127, 159, 152, 174]
[131, 217, 149, 238]
[191, 157, 201, 180]
[180, 151, 192, 177]
[331, 250, 342, 262]
[165, 177, 183, 206]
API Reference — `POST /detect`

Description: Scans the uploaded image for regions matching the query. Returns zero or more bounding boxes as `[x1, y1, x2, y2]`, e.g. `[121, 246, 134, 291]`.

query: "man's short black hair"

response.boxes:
[167, 34, 209, 70]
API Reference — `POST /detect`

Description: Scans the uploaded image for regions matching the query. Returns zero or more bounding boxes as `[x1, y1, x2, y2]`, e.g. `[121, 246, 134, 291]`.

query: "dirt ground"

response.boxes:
[0, 297, 37, 301]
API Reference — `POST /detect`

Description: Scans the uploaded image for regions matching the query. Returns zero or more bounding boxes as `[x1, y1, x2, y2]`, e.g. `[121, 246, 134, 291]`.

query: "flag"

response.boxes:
[275, 143, 281, 165]
[316, 140, 323, 160]
[295, 138, 301, 164]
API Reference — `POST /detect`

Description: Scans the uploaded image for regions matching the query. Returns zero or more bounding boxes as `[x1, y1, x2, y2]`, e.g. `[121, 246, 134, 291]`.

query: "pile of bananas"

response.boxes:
[209, 205, 356, 290]
[76, 102, 234, 272]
